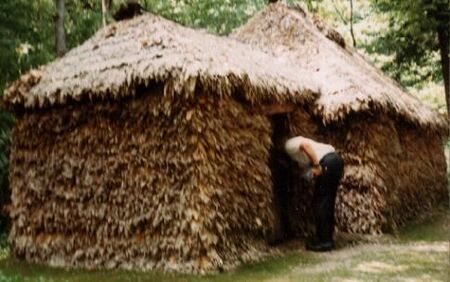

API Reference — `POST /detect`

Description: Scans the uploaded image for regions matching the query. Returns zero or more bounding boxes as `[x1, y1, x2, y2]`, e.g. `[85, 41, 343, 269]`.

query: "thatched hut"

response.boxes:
[232, 2, 448, 235]
[3, 13, 319, 272]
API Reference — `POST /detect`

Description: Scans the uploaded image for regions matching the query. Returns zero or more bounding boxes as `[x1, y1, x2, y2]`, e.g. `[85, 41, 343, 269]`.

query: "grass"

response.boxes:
[0, 233, 8, 261]
[395, 210, 448, 242]
[0, 211, 448, 282]
[0, 252, 320, 282]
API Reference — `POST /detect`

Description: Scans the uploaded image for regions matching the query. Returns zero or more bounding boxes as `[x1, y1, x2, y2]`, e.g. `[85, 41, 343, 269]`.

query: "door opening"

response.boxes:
[268, 114, 315, 244]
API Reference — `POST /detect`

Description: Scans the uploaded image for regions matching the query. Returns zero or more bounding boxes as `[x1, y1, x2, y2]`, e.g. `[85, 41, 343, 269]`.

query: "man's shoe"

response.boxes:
[305, 237, 334, 252]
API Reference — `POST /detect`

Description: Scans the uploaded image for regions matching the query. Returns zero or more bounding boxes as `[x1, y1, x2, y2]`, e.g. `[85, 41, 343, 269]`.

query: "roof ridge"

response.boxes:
[287, 2, 346, 48]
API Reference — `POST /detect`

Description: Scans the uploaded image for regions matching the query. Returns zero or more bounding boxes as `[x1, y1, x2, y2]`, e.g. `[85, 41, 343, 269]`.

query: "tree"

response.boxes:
[0, 0, 54, 92]
[65, 1, 102, 48]
[434, 2, 450, 120]
[369, 0, 449, 119]
[349, 0, 356, 47]
[54, 0, 67, 56]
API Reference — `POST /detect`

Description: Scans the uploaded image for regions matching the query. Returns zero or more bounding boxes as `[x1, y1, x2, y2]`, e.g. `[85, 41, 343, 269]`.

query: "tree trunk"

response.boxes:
[437, 26, 449, 122]
[102, 0, 113, 27]
[102, 0, 107, 27]
[435, 3, 450, 207]
[349, 0, 356, 47]
[437, 26, 450, 208]
[53, 0, 66, 57]
[435, 4, 449, 126]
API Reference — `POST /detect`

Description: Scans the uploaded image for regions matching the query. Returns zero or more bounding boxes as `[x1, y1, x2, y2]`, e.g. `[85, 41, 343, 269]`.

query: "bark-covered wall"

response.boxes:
[328, 115, 393, 234]
[330, 115, 448, 234]
[385, 124, 447, 229]
[8, 88, 273, 273]
[282, 109, 447, 235]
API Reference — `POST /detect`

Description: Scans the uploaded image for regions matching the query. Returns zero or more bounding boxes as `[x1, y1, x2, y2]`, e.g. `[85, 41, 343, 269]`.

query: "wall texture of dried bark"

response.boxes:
[8, 88, 273, 273]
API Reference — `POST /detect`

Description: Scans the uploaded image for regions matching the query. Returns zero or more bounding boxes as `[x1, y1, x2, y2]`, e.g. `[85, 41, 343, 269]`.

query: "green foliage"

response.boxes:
[0, 0, 54, 93]
[136, 0, 266, 35]
[66, 1, 103, 49]
[289, 0, 324, 13]
[365, 0, 449, 87]
[0, 0, 105, 93]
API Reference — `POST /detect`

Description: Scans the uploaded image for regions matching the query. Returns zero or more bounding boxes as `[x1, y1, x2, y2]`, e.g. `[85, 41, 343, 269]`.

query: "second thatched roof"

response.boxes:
[232, 3, 447, 132]
[4, 11, 319, 109]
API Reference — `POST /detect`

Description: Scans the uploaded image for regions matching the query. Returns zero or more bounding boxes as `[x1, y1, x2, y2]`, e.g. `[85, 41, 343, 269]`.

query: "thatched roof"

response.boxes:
[3, 12, 319, 109]
[232, 3, 447, 132]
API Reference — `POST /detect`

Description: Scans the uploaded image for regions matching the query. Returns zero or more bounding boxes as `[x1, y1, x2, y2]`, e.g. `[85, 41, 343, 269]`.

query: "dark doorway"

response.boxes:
[268, 114, 315, 244]
[268, 114, 293, 243]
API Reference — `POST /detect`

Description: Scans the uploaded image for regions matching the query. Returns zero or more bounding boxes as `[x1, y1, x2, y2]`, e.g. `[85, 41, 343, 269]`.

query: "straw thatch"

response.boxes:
[4, 12, 323, 273]
[3, 11, 319, 110]
[232, 2, 448, 235]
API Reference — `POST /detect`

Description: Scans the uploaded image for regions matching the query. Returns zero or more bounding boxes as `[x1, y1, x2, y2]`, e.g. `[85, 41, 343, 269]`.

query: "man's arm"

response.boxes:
[299, 140, 322, 176]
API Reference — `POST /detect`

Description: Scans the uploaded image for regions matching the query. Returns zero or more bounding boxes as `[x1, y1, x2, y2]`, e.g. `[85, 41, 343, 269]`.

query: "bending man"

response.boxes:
[285, 136, 344, 251]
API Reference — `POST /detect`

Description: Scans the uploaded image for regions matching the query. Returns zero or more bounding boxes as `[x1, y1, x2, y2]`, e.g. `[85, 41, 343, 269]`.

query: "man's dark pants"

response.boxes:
[313, 152, 344, 243]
